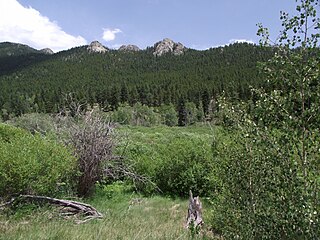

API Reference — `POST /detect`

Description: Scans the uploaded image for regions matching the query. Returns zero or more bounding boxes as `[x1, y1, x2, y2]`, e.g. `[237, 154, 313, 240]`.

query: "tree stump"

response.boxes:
[185, 190, 203, 229]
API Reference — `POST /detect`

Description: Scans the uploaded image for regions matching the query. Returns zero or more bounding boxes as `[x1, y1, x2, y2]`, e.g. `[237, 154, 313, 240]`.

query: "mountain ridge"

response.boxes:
[0, 37, 232, 56]
[0, 42, 41, 56]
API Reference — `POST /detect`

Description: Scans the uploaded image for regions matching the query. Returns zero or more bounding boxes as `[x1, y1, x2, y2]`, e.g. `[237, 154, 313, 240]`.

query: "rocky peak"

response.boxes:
[40, 48, 54, 55]
[87, 41, 108, 53]
[153, 38, 185, 56]
[118, 44, 140, 52]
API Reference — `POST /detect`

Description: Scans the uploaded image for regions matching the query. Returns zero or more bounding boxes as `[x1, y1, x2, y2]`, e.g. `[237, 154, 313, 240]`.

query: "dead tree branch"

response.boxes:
[0, 195, 103, 223]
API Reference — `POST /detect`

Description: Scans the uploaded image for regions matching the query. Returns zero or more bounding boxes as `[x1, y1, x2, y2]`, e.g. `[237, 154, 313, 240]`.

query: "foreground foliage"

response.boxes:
[0, 123, 76, 198]
[210, 0, 320, 238]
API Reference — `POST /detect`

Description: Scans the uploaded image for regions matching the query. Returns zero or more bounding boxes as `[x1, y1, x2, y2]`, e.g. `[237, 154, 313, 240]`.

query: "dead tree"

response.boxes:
[185, 190, 203, 229]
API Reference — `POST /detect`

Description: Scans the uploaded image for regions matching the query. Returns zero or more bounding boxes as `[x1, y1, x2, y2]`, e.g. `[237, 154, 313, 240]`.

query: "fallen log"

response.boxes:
[0, 194, 103, 223]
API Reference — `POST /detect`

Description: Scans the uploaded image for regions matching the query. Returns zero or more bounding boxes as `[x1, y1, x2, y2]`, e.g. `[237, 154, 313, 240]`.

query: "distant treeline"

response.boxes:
[0, 42, 273, 120]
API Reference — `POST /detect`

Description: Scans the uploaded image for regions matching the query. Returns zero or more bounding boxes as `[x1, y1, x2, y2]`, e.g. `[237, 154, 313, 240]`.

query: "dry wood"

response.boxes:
[0, 198, 16, 208]
[0, 194, 103, 223]
[185, 190, 203, 229]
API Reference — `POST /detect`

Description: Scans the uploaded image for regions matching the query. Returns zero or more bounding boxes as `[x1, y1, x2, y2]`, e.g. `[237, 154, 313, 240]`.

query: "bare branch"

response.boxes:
[0, 195, 103, 223]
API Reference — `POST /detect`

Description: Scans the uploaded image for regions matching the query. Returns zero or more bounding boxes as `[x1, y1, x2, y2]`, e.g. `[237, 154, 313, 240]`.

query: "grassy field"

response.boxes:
[0, 125, 216, 240]
[117, 124, 215, 143]
[0, 183, 214, 240]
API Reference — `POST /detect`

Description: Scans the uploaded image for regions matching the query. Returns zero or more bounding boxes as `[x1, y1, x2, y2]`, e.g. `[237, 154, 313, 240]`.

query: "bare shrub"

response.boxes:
[54, 96, 151, 197]
[55, 108, 115, 197]
[72, 111, 114, 197]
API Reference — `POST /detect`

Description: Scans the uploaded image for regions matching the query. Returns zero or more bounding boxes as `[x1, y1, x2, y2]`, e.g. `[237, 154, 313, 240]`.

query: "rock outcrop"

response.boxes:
[119, 44, 140, 52]
[40, 48, 54, 55]
[172, 42, 185, 56]
[153, 38, 185, 56]
[87, 41, 108, 53]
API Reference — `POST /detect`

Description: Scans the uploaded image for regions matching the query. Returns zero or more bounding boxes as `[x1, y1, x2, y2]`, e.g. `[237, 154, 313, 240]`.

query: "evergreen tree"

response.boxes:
[177, 98, 187, 126]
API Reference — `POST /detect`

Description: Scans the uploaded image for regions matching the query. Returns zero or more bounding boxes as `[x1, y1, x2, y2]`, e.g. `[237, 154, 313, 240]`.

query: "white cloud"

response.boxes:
[0, 0, 87, 52]
[229, 39, 255, 44]
[102, 28, 122, 42]
[190, 44, 211, 50]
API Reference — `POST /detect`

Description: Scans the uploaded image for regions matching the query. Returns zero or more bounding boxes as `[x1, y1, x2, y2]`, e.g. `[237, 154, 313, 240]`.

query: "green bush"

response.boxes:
[155, 137, 214, 196]
[111, 103, 133, 125]
[157, 104, 178, 126]
[0, 123, 77, 198]
[7, 113, 55, 135]
[94, 181, 133, 199]
[111, 102, 161, 126]
[121, 126, 214, 197]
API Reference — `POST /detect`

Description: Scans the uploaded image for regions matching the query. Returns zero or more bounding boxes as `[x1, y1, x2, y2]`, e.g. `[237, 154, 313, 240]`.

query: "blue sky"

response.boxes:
[0, 0, 297, 52]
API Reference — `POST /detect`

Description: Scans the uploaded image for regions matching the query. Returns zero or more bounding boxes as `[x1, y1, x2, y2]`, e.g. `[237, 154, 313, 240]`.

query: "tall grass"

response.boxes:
[0, 183, 212, 239]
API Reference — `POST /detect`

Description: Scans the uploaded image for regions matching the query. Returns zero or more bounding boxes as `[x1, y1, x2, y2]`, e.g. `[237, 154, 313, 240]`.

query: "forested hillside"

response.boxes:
[0, 41, 273, 119]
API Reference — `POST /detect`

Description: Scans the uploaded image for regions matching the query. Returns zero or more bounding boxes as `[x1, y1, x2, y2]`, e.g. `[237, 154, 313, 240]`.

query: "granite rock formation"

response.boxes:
[119, 44, 140, 52]
[40, 48, 54, 55]
[153, 38, 185, 56]
[87, 41, 108, 53]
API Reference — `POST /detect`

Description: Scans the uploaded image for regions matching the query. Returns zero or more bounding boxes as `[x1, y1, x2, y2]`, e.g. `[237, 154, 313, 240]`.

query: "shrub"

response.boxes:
[7, 113, 55, 135]
[111, 103, 133, 125]
[0, 123, 77, 198]
[185, 102, 198, 125]
[131, 103, 160, 126]
[155, 137, 214, 196]
[112, 102, 182, 126]
[123, 127, 214, 197]
[157, 104, 178, 126]
[55, 110, 116, 197]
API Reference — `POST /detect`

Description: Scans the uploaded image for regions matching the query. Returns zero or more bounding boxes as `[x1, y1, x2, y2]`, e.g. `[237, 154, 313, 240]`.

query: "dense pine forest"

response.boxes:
[0, 41, 273, 120]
